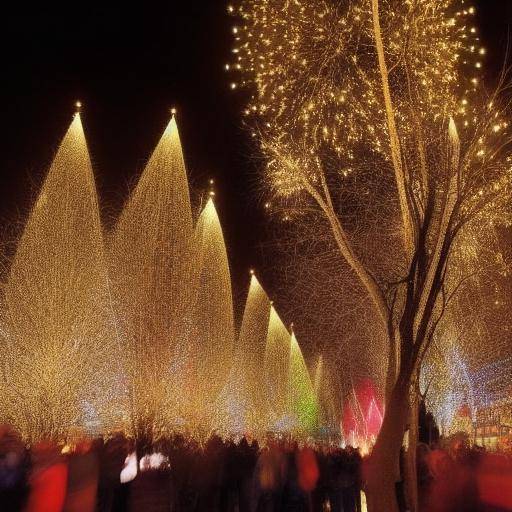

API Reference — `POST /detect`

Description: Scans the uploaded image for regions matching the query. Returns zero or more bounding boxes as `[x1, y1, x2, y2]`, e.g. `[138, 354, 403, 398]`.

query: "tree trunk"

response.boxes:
[365, 380, 410, 512]
[404, 395, 419, 512]
[385, 331, 398, 404]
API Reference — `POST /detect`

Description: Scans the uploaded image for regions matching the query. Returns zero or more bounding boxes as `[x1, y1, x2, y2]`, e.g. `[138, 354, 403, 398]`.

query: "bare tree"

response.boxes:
[231, 0, 512, 509]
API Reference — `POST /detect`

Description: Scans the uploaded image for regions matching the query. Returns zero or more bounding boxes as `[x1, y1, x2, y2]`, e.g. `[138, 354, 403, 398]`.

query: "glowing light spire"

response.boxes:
[264, 306, 291, 428]
[2, 113, 119, 441]
[313, 355, 342, 431]
[109, 115, 196, 441]
[226, 273, 271, 432]
[288, 331, 319, 432]
[189, 198, 235, 427]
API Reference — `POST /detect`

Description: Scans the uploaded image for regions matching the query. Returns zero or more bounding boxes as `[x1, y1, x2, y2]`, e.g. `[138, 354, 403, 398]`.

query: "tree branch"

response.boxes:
[371, 0, 416, 256]
[414, 118, 460, 336]
[302, 178, 390, 325]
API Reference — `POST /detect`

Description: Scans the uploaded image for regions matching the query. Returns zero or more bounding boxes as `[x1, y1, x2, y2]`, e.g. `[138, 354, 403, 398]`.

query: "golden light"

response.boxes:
[0, 111, 327, 441]
[230, 0, 512, 444]
[2, 113, 121, 441]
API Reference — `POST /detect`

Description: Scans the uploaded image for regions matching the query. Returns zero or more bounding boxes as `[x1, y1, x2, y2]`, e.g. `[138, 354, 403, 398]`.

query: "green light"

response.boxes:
[288, 333, 319, 432]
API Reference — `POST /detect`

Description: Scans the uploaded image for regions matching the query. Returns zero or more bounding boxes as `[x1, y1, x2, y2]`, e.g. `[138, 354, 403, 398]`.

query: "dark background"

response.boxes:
[0, 1, 510, 307]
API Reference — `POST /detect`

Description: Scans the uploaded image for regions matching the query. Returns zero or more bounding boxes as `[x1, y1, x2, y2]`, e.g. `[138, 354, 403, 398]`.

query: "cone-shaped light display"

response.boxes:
[224, 274, 271, 432]
[289, 332, 319, 432]
[313, 355, 341, 430]
[109, 116, 196, 441]
[2, 114, 118, 441]
[189, 198, 235, 426]
[264, 306, 291, 428]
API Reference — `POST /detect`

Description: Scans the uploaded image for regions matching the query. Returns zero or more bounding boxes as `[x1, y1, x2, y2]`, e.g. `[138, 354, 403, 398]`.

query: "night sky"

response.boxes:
[0, 1, 509, 306]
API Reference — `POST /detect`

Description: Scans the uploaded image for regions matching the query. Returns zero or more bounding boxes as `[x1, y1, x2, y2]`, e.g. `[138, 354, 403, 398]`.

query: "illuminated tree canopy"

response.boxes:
[231, 0, 512, 509]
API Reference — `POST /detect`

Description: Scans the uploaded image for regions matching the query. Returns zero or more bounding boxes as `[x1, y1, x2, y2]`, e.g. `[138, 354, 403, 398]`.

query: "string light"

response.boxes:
[1, 115, 122, 441]
[0, 113, 321, 441]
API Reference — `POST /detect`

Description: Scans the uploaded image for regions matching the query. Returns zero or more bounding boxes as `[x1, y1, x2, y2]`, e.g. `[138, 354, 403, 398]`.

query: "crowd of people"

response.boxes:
[0, 424, 361, 512]
[2, 422, 512, 511]
[417, 439, 512, 511]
